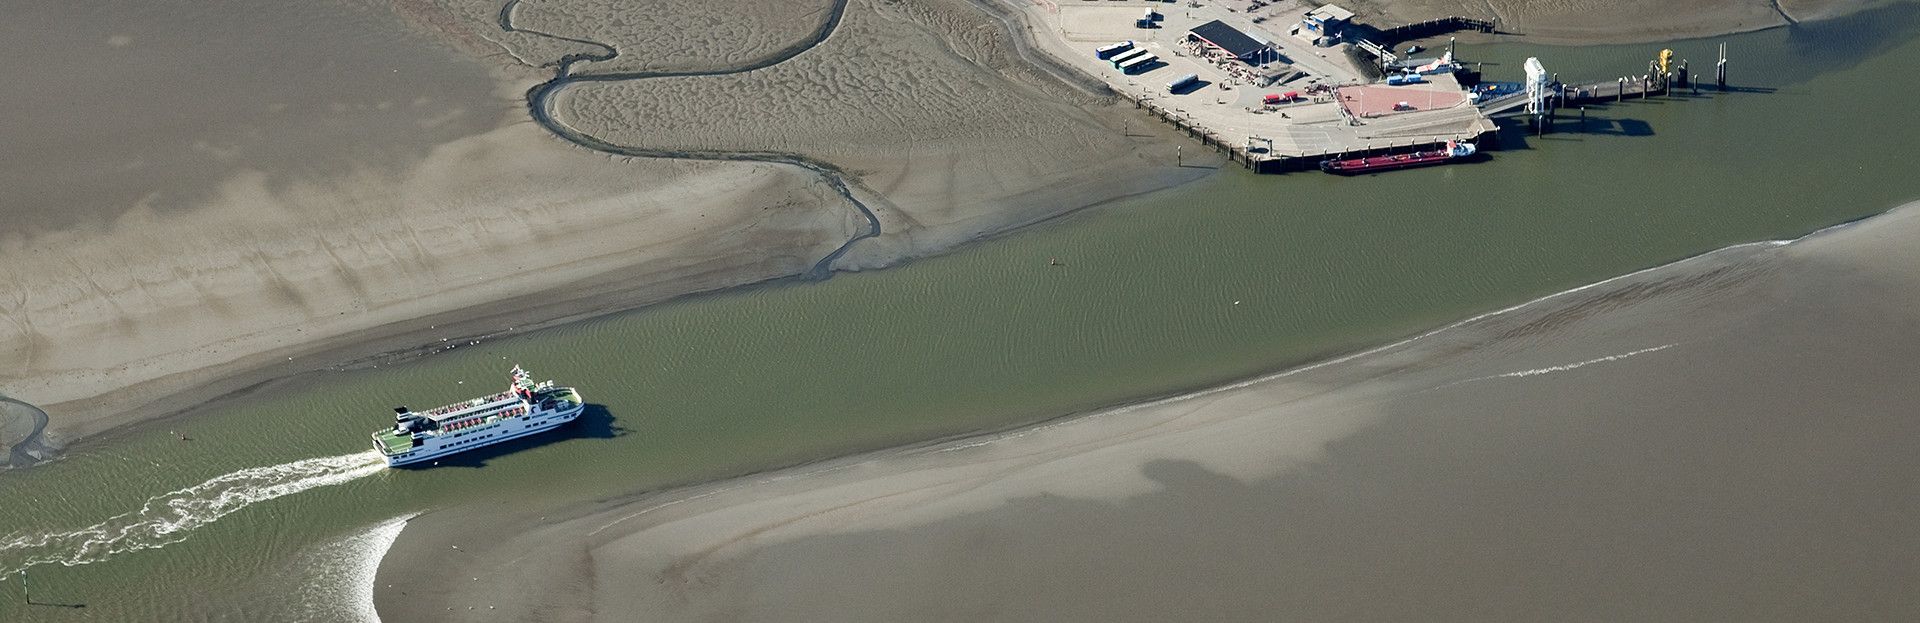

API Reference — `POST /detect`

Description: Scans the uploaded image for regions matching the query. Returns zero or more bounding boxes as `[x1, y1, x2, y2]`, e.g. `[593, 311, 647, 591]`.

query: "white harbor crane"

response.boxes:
[1523, 57, 1549, 117]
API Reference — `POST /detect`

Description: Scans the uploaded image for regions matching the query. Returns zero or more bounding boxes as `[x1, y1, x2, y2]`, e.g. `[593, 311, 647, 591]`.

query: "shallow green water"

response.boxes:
[5, 5, 1920, 619]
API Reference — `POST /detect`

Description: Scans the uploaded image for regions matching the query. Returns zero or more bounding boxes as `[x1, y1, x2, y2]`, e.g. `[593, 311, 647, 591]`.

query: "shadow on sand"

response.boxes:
[397, 403, 625, 469]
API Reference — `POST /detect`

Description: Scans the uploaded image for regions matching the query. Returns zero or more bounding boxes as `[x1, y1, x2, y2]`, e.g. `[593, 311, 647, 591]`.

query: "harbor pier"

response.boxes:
[1041, 1, 1721, 173]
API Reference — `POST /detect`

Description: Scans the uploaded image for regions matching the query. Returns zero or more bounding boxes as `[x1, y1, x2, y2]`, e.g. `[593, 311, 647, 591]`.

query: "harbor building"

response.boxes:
[1294, 4, 1355, 47]
[1184, 19, 1287, 85]
[1186, 20, 1276, 64]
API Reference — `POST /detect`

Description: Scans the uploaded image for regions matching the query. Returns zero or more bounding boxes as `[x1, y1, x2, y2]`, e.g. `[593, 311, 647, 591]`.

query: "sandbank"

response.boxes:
[380, 203, 1920, 620]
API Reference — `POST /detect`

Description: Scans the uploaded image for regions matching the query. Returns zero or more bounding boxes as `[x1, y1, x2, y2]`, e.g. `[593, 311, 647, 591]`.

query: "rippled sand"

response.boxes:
[0, 0, 1205, 450]
[380, 205, 1920, 620]
[513, 0, 841, 74]
[548, 0, 1208, 267]
[0, 1, 864, 446]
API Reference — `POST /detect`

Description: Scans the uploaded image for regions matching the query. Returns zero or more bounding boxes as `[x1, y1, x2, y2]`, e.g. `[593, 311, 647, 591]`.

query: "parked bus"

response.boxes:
[1095, 41, 1135, 60]
[1119, 53, 1159, 74]
[1167, 73, 1200, 93]
[1109, 47, 1150, 68]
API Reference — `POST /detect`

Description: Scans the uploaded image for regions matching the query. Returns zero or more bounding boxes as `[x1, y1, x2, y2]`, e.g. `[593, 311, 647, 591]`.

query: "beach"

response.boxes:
[378, 202, 1920, 621]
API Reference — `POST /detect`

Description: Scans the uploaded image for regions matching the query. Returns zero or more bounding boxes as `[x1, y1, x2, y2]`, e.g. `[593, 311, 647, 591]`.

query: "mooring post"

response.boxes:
[1177, 145, 1182, 167]
[1579, 106, 1586, 132]
[1716, 42, 1728, 91]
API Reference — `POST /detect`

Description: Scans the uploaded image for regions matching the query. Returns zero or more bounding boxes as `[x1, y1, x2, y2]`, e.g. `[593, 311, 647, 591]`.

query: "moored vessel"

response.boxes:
[1320, 140, 1477, 175]
[371, 365, 584, 467]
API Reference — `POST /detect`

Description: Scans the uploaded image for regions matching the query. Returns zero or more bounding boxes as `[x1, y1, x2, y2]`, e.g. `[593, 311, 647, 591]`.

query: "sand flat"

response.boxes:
[512, 0, 841, 74]
[550, 0, 1210, 268]
[9, 0, 1897, 455]
[380, 205, 1920, 620]
[0, 0, 867, 446]
[0, 123, 860, 441]
[1, 0, 1202, 450]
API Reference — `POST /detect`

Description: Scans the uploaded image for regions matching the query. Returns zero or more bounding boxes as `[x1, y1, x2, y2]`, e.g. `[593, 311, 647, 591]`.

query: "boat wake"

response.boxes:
[0, 450, 386, 578]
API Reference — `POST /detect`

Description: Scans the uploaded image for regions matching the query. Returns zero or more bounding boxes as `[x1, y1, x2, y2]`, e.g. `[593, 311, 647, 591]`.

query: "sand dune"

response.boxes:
[379, 205, 1920, 620]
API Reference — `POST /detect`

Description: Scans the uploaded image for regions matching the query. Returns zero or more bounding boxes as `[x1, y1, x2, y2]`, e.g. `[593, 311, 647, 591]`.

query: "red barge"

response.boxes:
[1319, 140, 1478, 175]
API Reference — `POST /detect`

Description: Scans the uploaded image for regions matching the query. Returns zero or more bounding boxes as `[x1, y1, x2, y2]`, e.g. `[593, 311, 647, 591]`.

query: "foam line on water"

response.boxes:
[350, 515, 411, 623]
[1439, 343, 1680, 389]
[0, 450, 386, 578]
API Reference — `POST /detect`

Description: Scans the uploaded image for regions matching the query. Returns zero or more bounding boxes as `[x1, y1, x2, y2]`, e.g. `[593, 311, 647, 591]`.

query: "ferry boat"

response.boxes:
[371, 365, 584, 467]
[1320, 140, 1477, 175]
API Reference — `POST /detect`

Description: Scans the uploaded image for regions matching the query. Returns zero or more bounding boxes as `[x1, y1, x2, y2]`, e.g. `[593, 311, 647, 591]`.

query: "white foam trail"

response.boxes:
[338, 515, 413, 623]
[1440, 343, 1679, 389]
[0, 450, 386, 578]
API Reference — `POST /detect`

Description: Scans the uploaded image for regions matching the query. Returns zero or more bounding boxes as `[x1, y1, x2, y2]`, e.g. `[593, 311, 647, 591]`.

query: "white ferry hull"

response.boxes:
[384, 401, 585, 467]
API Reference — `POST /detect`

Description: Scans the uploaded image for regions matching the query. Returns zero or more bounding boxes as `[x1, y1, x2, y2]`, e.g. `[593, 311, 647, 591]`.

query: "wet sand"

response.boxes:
[0, 0, 1207, 455]
[549, 0, 1212, 268]
[0, 110, 863, 446]
[4, 0, 1899, 458]
[512, 0, 842, 74]
[380, 205, 1920, 620]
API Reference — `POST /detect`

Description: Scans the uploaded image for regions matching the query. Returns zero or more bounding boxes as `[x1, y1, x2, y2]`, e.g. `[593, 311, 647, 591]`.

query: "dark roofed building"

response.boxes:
[1186, 20, 1272, 62]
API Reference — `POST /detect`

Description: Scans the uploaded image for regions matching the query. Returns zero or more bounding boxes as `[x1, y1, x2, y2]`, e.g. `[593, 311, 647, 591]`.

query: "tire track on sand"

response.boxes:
[500, 0, 881, 279]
